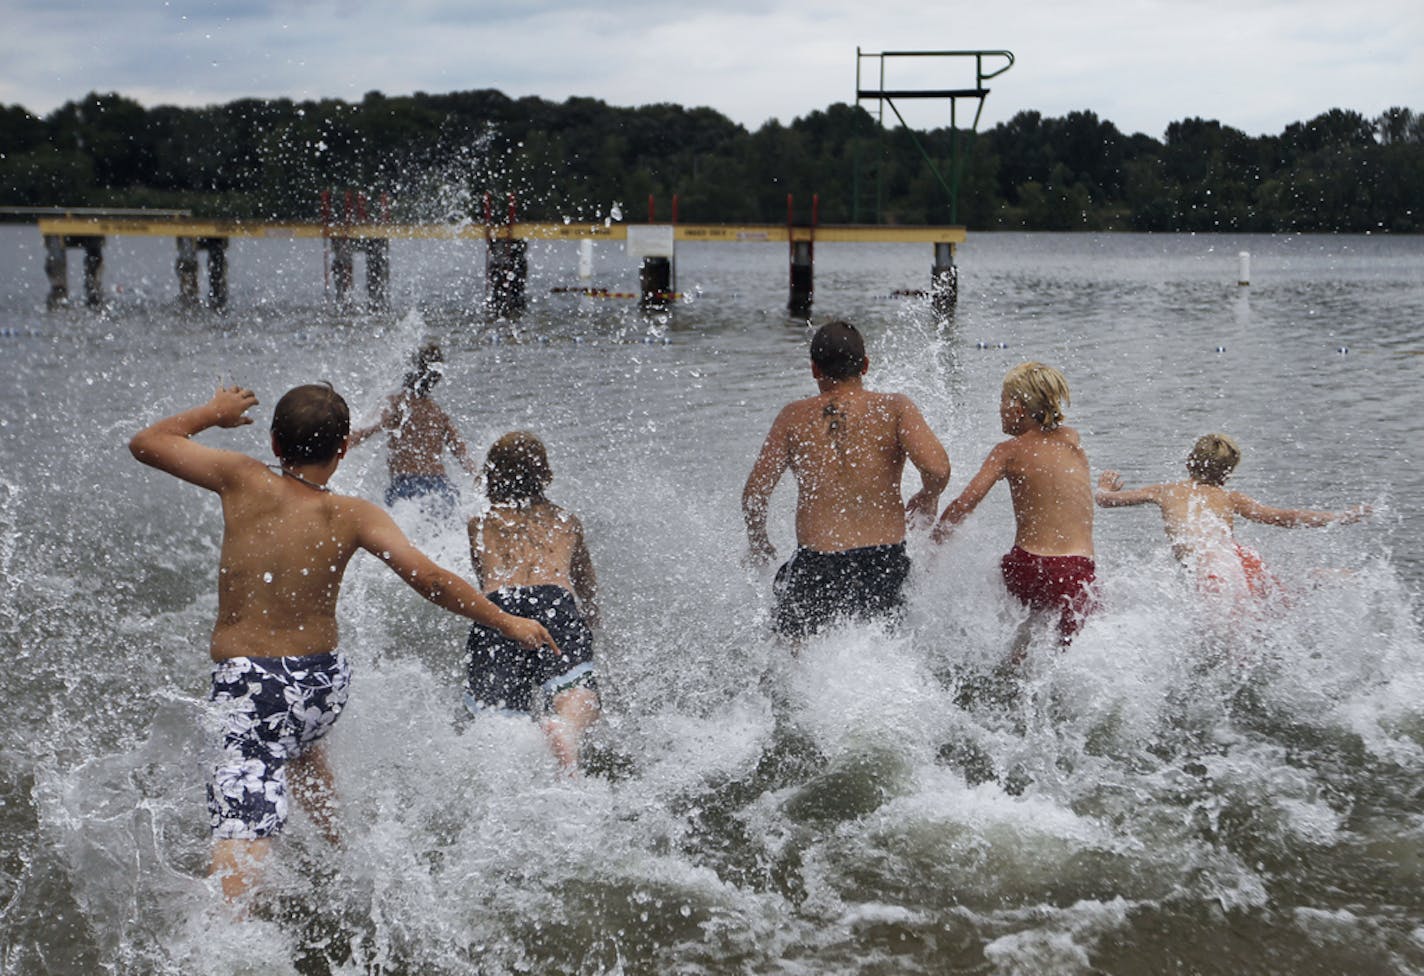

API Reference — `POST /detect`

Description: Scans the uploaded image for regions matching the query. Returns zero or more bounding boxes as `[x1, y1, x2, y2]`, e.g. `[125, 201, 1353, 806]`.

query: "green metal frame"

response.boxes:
[854, 48, 1014, 224]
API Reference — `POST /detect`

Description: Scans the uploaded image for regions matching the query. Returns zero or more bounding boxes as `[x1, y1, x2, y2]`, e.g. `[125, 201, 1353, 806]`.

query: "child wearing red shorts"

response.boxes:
[933, 362, 1098, 655]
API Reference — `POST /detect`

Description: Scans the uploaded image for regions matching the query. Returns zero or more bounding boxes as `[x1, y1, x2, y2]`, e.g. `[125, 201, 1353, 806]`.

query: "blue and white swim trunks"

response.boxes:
[207, 651, 350, 840]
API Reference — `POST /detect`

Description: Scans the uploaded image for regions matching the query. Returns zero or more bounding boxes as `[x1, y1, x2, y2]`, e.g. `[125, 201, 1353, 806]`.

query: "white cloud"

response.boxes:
[1, 0, 1420, 136]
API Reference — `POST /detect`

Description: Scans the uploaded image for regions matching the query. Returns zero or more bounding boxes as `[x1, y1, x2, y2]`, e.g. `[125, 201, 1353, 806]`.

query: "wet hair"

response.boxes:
[402, 341, 444, 397]
[270, 383, 350, 465]
[1186, 433, 1242, 486]
[1002, 361, 1070, 431]
[810, 321, 867, 380]
[484, 431, 553, 504]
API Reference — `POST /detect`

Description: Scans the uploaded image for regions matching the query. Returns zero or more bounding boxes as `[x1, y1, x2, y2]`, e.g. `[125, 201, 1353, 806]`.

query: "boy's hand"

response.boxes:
[744, 540, 776, 569]
[502, 614, 560, 655]
[904, 489, 939, 530]
[1338, 504, 1372, 524]
[209, 386, 258, 428]
[1097, 470, 1123, 493]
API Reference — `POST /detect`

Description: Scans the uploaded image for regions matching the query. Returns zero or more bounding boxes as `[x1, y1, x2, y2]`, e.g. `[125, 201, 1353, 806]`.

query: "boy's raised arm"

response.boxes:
[742, 415, 791, 565]
[129, 386, 259, 492]
[354, 502, 557, 652]
[931, 444, 1008, 544]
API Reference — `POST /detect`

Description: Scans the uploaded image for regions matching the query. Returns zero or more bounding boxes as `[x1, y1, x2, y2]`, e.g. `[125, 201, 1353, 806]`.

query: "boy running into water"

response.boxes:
[932, 362, 1096, 653]
[129, 384, 554, 902]
[1095, 433, 1370, 599]
[349, 341, 479, 516]
[742, 320, 951, 638]
[465, 432, 601, 771]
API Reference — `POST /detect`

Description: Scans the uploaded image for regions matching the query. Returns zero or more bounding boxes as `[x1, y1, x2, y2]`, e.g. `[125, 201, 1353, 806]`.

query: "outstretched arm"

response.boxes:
[1095, 471, 1164, 508]
[931, 444, 1007, 544]
[356, 503, 557, 652]
[128, 386, 260, 493]
[742, 415, 790, 566]
[347, 399, 394, 449]
[897, 397, 951, 528]
[1231, 492, 1371, 528]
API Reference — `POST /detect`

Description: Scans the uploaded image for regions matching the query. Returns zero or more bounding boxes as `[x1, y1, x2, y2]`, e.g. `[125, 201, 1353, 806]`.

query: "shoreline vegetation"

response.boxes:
[1, 90, 1420, 233]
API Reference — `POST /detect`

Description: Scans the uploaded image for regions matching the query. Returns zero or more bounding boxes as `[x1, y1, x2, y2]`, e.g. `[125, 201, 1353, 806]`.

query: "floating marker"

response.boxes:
[578, 239, 594, 281]
[1238, 251, 1250, 286]
[998, 342, 1009, 349]
[1216, 346, 1226, 353]
[1338, 346, 1349, 354]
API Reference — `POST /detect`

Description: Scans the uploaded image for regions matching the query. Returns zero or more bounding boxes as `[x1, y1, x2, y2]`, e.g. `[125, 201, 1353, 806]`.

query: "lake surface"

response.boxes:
[1, 226, 1422, 974]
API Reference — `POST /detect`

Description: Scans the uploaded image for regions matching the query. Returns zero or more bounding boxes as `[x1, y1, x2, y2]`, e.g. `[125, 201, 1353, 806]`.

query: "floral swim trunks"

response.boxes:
[207, 651, 351, 840]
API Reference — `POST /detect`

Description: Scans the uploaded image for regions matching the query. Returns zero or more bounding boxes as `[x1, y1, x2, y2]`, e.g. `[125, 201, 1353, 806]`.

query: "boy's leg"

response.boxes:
[210, 837, 271, 902]
[288, 743, 340, 847]
[542, 687, 600, 771]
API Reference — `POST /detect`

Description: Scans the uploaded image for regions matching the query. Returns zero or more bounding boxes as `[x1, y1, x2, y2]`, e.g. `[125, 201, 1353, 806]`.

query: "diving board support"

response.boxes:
[329, 236, 390, 310]
[44, 234, 105, 308]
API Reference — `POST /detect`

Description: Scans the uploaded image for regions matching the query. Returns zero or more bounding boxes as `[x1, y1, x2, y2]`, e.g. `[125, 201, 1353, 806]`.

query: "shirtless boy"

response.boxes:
[130, 383, 554, 901]
[1095, 432, 1369, 599]
[932, 361, 1096, 650]
[742, 320, 951, 638]
[350, 341, 478, 514]
[465, 431, 600, 770]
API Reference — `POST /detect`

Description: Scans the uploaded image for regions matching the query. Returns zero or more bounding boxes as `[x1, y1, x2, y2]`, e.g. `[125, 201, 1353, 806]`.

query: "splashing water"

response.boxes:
[2, 228, 1423, 974]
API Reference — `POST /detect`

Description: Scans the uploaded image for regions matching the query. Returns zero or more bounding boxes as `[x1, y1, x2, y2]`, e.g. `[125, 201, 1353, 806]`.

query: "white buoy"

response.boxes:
[1238, 251, 1250, 286]
[578, 239, 594, 281]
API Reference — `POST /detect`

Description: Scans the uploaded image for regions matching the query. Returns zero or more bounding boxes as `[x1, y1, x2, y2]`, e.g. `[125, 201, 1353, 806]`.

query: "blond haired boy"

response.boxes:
[130, 384, 555, 902]
[1096, 433, 1369, 598]
[932, 362, 1097, 648]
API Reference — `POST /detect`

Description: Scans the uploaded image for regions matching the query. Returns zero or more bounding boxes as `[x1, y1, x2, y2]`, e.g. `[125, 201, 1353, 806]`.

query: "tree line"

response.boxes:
[2, 89, 1421, 232]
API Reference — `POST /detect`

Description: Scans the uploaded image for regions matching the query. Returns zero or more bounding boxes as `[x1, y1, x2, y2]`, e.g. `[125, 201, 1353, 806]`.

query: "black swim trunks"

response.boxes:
[464, 585, 597, 716]
[772, 542, 911, 638]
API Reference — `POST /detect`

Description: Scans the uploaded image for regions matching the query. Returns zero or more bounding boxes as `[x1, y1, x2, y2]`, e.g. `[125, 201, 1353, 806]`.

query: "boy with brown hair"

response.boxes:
[129, 383, 555, 902]
[349, 341, 479, 516]
[1096, 432, 1369, 598]
[742, 320, 951, 638]
[932, 361, 1096, 649]
[466, 431, 600, 770]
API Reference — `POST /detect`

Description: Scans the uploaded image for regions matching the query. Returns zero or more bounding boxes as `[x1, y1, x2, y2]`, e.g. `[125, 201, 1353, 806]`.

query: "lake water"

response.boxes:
[1, 225, 1422, 974]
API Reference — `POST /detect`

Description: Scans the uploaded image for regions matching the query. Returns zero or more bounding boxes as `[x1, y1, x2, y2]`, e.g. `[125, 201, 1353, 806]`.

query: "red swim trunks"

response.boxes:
[1000, 546, 1098, 642]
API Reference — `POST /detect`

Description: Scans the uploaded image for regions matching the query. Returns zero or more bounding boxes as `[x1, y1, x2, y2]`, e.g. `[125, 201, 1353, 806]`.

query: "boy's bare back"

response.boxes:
[997, 427, 1095, 556]
[470, 501, 587, 594]
[935, 424, 1095, 557]
[754, 388, 944, 552]
[211, 459, 373, 659]
[377, 392, 470, 477]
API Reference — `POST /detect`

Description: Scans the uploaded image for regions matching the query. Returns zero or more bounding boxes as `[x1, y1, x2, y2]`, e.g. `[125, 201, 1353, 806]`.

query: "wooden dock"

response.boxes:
[33, 215, 966, 315]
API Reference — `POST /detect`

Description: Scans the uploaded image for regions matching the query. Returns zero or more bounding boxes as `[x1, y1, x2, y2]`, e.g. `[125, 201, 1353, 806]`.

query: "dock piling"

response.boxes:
[176, 237, 200, 306]
[200, 238, 229, 310]
[43, 235, 67, 308]
[931, 241, 958, 316]
[486, 239, 528, 316]
[79, 237, 105, 307]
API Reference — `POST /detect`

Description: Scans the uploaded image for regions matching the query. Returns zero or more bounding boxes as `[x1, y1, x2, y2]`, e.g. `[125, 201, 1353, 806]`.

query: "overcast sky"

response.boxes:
[3, 0, 1420, 139]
